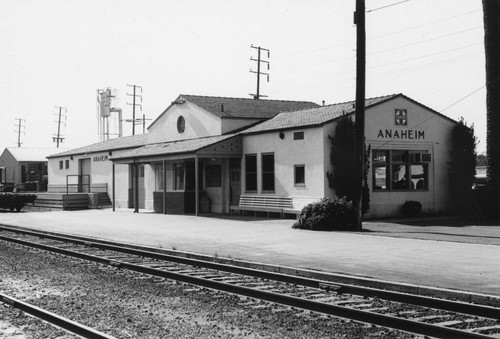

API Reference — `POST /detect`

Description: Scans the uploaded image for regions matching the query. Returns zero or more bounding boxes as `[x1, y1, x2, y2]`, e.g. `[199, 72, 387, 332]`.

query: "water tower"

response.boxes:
[97, 88, 123, 141]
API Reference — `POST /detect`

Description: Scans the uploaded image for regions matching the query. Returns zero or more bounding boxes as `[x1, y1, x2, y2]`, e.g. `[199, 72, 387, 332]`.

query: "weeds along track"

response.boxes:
[0, 225, 499, 339]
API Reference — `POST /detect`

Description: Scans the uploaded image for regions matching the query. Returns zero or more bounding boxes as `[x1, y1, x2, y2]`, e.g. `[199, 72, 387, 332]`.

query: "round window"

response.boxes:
[177, 116, 185, 133]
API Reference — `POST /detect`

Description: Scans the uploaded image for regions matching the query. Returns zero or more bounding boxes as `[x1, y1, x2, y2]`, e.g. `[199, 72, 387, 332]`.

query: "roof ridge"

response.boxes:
[179, 94, 317, 104]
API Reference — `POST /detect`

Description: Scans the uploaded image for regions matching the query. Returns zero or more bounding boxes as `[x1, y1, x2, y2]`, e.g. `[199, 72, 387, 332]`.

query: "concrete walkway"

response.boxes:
[1, 209, 499, 296]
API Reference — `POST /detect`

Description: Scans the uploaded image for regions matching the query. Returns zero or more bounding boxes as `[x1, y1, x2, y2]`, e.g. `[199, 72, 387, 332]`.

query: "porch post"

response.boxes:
[163, 160, 166, 214]
[112, 163, 115, 212]
[134, 161, 139, 213]
[195, 155, 199, 216]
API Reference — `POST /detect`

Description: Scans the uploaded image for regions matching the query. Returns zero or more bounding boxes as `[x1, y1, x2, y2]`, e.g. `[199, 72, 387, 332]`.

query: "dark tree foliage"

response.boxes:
[326, 115, 370, 214]
[449, 118, 477, 213]
[483, 0, 500, 221]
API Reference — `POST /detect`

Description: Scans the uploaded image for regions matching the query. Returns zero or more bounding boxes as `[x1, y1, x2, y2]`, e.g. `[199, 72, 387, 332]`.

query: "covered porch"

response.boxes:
[110, 134, 242, 216]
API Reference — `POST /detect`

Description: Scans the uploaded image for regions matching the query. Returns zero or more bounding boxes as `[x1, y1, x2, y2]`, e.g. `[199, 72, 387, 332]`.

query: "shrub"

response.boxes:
[401, 200, 422, 217]
[292, 196, 353, 231]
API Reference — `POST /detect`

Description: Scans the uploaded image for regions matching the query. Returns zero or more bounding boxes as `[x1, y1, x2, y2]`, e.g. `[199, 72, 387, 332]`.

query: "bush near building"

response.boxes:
[292, 196, 353, 231]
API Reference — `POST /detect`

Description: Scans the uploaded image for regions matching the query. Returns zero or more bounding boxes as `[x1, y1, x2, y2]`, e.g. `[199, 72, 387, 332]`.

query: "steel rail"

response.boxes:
[0, 233, 495, 339]
[0, 292, 116, 339]
[1, 226, 498, 321]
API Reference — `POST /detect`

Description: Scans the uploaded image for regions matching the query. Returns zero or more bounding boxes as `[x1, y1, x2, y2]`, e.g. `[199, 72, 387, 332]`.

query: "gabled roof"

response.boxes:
[3, 147, 65, 162]
[111, 134, 239, 161]
[47, 134, 149, 158]
[242, 94, 399, 134]
[149, 94, 320, 128]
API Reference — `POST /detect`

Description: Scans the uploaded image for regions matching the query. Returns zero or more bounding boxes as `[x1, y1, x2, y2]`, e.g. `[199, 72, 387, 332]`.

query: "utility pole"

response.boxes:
[250, 45, 270, 99]
[353, 0, 366, 230]
[126, 84, 142, 135]
[53, 106, 67, 147]
[14, 118, 26, 147]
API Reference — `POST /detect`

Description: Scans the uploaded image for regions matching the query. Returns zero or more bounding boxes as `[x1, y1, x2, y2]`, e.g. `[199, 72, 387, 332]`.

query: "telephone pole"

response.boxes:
[53, 106, 67, 147]
[250, 45, 270, 99]
[126, 84, 142, 135]
[353, 0, 366, 230]
[14, 118, 26, 147]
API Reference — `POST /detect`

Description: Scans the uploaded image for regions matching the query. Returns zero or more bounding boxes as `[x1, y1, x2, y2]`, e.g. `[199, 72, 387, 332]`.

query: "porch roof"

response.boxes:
[110, 134, 241, 163]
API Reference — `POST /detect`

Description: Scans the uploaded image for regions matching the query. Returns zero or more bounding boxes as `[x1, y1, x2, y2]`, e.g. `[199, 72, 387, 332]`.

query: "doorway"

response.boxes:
[78, 158, 91, 193]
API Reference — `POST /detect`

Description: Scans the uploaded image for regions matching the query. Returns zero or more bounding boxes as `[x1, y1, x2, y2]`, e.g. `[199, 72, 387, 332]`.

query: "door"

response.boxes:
[230, 169, 241, 206]
[138, 164, 145, 209]
[78, 159, 91, 193]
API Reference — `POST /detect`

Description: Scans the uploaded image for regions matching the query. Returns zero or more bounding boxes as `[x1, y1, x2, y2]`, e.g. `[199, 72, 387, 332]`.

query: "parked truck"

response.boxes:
[0, 193, 36, 212]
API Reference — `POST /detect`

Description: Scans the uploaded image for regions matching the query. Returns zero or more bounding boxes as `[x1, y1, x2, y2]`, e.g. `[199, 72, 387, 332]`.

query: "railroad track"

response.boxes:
[0, 225, 499, 339]
[0, 291, 116, 339]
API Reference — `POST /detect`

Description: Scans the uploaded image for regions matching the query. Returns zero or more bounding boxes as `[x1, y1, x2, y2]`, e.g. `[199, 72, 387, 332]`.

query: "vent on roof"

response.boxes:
[293, 131, 304, 140]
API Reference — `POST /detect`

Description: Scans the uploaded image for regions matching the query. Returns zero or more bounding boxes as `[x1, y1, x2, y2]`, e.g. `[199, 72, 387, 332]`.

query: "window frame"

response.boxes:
[294, 164, 305, 186]
[372, 149, 429, 192]
[244, 154, 257, 192]
[173, 163, 185, 191]
[261, 152, 275, 193]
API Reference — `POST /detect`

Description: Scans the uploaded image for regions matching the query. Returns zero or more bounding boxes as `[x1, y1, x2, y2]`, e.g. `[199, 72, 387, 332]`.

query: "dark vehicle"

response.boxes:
[0, 193, 37, 212]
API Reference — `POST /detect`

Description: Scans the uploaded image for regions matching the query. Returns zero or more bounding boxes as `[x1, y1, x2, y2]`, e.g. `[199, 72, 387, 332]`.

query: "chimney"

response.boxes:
[322, 100, 325, 106]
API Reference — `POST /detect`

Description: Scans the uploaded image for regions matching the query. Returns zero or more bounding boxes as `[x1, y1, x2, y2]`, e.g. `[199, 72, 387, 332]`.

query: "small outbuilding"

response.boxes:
[0, 147, 62, 191]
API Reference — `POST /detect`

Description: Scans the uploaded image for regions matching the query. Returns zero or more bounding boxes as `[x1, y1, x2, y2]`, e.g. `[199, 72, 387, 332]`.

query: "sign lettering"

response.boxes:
[93, 155, 109, 162]
[377, 129, 425, 140]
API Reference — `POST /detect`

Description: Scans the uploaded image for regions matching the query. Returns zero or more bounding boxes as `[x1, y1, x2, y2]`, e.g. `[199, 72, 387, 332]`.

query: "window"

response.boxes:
[59, 160, 63, 170]
[206, 165, 221, 187]
[177, 116, 185, 133]
[372, 150, 429, 191]
[293, 131, 304, 140]
[173, 163, 185, 190]
[155, 163, 164, 190]
[245, 154, 257, 192]
[65, 160, 69, 169]
[262, 153, 275, 192]
[294, 165, 305, 186]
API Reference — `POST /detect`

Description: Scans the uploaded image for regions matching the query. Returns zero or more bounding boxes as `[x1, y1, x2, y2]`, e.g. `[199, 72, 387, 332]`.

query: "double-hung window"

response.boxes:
[261, 153, 275, 192]
[245, 155, 257, 192]
[173, 163, 185, 190]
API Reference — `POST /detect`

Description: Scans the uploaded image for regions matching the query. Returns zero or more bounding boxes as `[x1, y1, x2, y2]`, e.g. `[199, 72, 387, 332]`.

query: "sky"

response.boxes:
[0, 0, 487, 153]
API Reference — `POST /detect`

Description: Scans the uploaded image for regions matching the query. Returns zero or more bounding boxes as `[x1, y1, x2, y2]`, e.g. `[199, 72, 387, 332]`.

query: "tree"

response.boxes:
[482, 0, 500, 221]
[449, 118, 477, 213]
[326, 115, 370, 219]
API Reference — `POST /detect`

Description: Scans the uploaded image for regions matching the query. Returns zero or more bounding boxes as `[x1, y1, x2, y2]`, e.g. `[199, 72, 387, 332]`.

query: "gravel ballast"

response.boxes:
[0, 241, 413, 338]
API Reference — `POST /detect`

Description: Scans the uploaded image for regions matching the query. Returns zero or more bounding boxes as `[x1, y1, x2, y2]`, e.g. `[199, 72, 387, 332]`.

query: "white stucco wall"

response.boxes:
[48, 150, 132, 208]
[148, 102, 222, 143]
[242, 127, 325, 202]
[363, 97, 455, 218]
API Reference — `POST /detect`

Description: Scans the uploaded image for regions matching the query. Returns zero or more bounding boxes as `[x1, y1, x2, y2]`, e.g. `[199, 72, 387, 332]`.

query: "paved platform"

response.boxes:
[1, 209, 499, 297]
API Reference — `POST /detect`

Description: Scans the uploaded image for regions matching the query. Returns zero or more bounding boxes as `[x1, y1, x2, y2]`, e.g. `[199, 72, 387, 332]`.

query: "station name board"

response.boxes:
[377, 129, 425, 140]
[93, 155, 109, 162]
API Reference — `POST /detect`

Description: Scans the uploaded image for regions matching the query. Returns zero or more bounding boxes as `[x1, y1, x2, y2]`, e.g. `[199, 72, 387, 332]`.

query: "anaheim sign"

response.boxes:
[377, 129, 425, 140]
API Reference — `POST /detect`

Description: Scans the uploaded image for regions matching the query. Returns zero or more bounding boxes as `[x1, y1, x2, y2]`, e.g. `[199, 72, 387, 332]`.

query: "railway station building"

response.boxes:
[47, 93, 458, 219]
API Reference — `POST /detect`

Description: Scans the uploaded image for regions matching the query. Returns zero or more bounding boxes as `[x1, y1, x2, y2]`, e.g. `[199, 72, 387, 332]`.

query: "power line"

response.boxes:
[126, 84, 143, 135]
[249, 45, 270, 99]
[366, 0, 410, 13]
[14, 118, 26, 148]
[53, 106, 67, 147]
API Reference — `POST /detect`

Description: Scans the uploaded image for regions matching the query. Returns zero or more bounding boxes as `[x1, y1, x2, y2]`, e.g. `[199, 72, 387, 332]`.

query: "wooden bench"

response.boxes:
[230, 195, 293, 218]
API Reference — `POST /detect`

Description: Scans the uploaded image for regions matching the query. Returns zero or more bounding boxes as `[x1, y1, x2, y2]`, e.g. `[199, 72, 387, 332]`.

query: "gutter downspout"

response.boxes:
[195, 155, 199, 216]
[112, 163, 115, 212]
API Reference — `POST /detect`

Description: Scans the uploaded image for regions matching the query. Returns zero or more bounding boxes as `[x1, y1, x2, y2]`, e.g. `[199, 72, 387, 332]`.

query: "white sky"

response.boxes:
[0, 0, 487, 153]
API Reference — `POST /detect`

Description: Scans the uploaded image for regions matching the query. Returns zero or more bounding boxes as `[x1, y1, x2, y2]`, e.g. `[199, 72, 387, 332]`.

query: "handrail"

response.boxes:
[66, 175, 90, 194]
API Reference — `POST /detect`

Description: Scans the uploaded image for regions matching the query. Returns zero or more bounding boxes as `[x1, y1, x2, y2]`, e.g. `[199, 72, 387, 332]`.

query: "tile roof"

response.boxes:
[111, 134, 238, 161]
[241, 94, 400, 134]
[47, 134, 150, 158]
[3, 147, 67, 162]
[178, 94, 320, 119]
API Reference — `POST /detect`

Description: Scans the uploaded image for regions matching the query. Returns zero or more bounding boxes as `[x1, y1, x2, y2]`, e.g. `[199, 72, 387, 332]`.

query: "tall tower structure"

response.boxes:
[97, 88, 123, 141]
